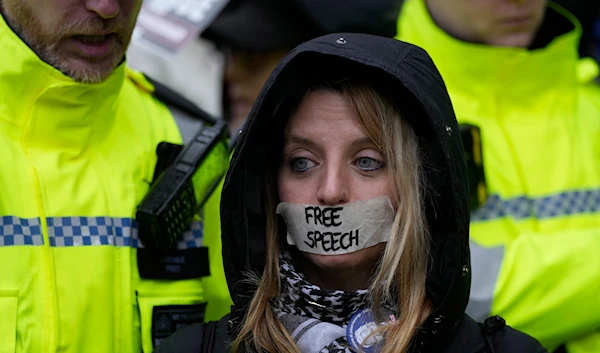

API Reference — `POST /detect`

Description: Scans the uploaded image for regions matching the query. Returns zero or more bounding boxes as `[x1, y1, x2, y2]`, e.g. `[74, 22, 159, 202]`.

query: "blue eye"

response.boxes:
[356, 157, 384, 171]
[290, 158, 316, 173]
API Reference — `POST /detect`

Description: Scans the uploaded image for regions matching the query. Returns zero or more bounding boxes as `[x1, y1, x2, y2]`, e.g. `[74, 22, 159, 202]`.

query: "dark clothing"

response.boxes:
[156, 33, 547, 353]
[202, 0, 402, 50]
[155, 316, 231, 353]
[156, 315, 546, 353]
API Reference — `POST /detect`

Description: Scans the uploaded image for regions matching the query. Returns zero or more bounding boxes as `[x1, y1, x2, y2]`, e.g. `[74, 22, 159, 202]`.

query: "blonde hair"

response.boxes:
[232, 80, 432, 353]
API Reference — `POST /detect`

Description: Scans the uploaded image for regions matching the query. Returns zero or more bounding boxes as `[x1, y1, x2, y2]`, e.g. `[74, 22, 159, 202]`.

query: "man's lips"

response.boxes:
[69, 33, 117, 59]
[499, 14, 534, 28]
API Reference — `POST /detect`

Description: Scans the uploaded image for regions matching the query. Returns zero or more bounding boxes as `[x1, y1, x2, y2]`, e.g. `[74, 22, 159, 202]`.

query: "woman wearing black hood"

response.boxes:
[155, 34, 547, 353]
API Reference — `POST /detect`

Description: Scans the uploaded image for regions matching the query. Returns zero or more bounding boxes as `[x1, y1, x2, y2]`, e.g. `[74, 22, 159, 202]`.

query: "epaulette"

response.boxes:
[577, 57, 600, 84]
[125, 68, 155, 94]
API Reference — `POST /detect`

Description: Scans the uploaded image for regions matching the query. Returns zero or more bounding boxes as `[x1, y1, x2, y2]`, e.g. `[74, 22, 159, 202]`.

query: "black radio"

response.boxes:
[136, 120, 230, 250]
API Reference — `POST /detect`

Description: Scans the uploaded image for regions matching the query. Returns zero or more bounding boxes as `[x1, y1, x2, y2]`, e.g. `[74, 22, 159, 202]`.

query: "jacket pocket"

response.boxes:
[137, 290, 206, 353]
[0, 290, 18, 353]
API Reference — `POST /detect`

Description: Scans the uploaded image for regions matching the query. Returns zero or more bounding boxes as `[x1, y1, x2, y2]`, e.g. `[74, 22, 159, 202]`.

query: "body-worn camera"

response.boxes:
[136, 120, 229, 250]
[460, 124, 487, 210]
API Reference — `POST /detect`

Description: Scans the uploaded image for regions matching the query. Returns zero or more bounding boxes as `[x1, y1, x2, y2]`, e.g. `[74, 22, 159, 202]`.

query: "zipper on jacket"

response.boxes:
[23, 98, 59, 352]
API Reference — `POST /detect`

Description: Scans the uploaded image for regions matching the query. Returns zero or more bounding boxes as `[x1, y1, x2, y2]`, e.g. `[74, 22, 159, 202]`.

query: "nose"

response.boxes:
[316, 165, 348, 205]
[86, 0, 120, 19]
[224, 60, 236, 85]
[224, 51, 246, 84]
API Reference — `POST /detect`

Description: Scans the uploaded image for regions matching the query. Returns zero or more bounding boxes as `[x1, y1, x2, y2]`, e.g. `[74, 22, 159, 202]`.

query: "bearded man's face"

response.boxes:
[1, 0, 143, 83]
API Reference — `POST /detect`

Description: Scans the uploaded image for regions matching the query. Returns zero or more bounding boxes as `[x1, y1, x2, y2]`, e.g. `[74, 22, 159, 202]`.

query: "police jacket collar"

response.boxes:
[398, 0, 583, 105]
[0, 14, 126, 151]
[220, 33, 471, 351]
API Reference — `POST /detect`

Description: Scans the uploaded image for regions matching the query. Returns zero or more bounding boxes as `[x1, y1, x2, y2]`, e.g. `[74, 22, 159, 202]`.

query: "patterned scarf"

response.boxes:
[271, 254, 370, 353]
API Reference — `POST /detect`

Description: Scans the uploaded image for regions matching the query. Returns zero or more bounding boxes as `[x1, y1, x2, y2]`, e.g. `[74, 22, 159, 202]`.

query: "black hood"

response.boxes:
[220, 33, 471, 351]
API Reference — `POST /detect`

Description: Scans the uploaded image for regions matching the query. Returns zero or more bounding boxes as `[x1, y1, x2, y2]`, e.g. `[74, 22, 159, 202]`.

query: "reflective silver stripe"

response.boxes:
[466, 240, 505, 321]
[472, 188, 600, 222]
[168, 105, 205, 144]
[0, 216, 44, 246]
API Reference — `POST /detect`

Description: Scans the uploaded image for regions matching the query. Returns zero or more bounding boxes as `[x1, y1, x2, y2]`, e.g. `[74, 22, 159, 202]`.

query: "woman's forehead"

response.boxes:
[282, 91, 368, 143]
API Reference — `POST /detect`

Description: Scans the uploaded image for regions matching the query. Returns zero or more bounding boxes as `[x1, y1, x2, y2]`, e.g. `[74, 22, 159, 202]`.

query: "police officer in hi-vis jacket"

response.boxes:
[0, 0, 232, 351]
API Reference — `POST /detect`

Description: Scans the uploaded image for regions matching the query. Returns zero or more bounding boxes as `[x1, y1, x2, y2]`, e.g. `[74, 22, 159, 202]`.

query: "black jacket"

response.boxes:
[155, 33, 548, 353]
[155, 315, 547, 353]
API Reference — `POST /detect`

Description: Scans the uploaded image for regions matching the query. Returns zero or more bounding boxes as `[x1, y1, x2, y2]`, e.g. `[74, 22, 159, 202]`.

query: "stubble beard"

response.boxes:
[1, 1, 131, 84]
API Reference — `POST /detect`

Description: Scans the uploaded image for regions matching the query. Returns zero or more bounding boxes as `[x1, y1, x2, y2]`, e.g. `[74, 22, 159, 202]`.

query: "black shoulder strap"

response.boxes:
[553, 345, 568, 353]
[145, 75, 217, 125]
[478, 315, 507, 353]
[143, 74, 239, 150]
[200, 320, 218, 353]
[144, 74, 221, 145]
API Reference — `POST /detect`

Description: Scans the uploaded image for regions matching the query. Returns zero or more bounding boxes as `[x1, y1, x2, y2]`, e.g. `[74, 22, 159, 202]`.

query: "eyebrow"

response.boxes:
[285, 135, 318, 148]
[350, 136, 376, 148]
[284, 135, 376, 148]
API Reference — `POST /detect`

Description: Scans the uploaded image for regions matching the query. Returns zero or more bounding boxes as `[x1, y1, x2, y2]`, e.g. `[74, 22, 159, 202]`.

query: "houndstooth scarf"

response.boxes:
[271, 254, 370, 353]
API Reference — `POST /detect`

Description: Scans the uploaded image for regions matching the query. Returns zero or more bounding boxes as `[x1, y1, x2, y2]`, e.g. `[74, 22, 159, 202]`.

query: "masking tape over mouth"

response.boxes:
[275, 196, 395, 255]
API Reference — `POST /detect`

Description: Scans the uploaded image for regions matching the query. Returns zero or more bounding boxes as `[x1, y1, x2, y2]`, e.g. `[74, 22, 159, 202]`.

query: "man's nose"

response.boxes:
[224, 60, 236, 84]
[86, 0, 120, 19]
[224, 52, 248, 83]
[316, 165, 348, 205]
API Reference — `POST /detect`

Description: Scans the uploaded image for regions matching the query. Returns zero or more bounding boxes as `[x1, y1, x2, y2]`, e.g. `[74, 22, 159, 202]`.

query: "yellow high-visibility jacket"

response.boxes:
[0, 14, 231, 353]
[397, 1, 600, 352]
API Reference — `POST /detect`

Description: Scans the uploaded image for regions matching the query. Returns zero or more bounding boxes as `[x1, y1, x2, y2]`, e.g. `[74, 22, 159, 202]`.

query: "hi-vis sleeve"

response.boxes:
[466, 229, 600, 352]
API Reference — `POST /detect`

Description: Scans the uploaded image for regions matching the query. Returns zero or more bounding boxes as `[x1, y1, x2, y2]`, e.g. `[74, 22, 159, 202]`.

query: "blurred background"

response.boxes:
[126, 0, 600, 124]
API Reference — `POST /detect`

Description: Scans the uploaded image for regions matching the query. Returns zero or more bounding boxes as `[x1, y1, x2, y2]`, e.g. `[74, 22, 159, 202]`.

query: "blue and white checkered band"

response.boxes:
[0, 216, 203, 249]
[472, 188, 600, 222]
[0, 216, 43, 246]
[47, 216, 140, 247]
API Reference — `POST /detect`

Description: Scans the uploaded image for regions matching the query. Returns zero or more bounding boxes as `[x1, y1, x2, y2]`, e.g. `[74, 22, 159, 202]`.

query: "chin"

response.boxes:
[490, 32, 536, 48]
[301, 243, 386, 272]
[54, 53, 124, 84]
[305, 252, 363, 270]
[230, 114, 249, 133]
